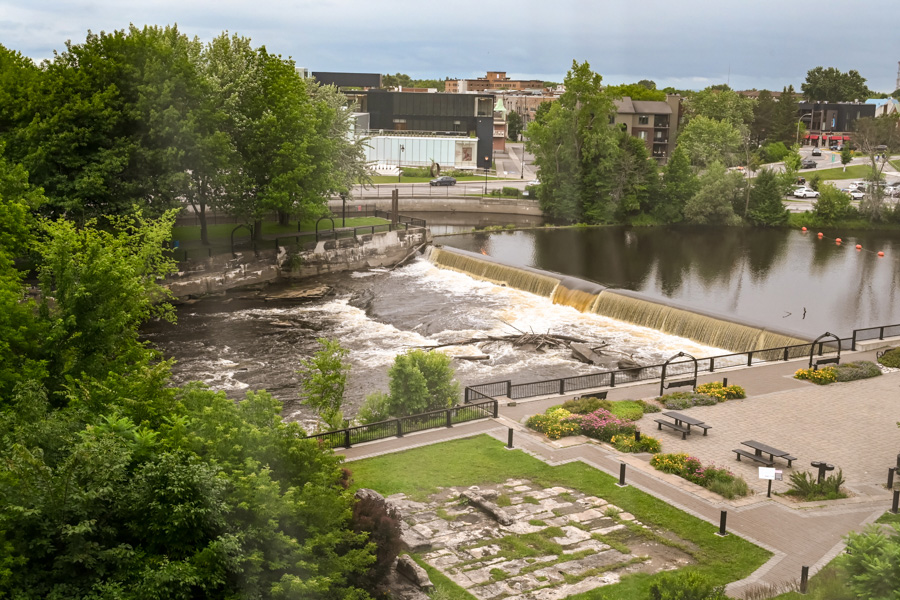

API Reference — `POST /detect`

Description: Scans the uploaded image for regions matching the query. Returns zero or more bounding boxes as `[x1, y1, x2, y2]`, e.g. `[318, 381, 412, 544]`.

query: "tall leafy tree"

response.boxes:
[802, 66, 872, 102]
[506, 110, 523, 141]
[746, 168, 789, 226]
[605, 83, 666, 101]
[751, 90, 776, 145]
[683, 162, 742, 225]
[677, 115, 743, 168]
[854, 114, 900, 220]
[770, 86, 802, 145]
[297, 338, 351, 430]
[683, 86, 755, 128]
[654, 146, 697, 223]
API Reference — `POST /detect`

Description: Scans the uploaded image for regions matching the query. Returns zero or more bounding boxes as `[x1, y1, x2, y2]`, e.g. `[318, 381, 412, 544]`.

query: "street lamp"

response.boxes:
[398, 144, 405, 183]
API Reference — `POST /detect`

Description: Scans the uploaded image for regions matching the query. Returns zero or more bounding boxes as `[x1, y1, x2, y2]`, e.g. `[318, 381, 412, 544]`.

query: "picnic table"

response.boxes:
[733, 440, 796, 468]
[654, 411, 711, 440]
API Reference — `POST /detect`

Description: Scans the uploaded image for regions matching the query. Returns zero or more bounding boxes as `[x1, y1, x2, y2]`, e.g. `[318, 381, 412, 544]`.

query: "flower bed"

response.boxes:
[524, 408, 580, 440]
[525, 406, 661, 453]
[650, 453, 750, 499]
[795, 361, 881, 385]
[695, 381, 746, 400]
[657, 391, 718, 410]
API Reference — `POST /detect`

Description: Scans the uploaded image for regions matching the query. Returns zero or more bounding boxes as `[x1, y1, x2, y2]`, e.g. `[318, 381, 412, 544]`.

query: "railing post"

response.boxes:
[880, 326, 886, 340]
[609, 371, 616, 388]
[709, 357, 715, 372]
[559, 378, 565, 395]
[851, 330, 857, 351]
[747, 351, 753, 366]
[783, 347, 789, 361]
[396, 419, 403, 438]
[506, 380, 512, 398]
[493, 400, 499, 418]
[345, 429, 351, 449]
[446, 409, 452, 428]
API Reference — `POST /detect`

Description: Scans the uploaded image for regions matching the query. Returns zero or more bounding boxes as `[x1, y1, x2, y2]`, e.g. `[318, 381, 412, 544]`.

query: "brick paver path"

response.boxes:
[340, 350, 899, 598]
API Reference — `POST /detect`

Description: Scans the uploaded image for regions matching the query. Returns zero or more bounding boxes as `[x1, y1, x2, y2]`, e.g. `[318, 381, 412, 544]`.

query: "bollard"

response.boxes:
[507, 428, 514, 449]
[617, 463, 627, 487]
[634, 430, 641, 442]
[716, 510, 728, 536]
[722, 377, 728, 387]
[800, 566, 809, 594]
[893, 490, 900, 515]
[889, 466, 896, 489]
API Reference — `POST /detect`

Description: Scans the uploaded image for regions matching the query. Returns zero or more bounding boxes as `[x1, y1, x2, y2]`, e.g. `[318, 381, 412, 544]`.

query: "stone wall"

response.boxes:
[166, 227, 431, 299]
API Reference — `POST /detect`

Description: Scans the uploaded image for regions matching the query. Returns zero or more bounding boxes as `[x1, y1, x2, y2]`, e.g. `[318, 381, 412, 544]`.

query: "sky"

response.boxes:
[3, 0, 899, 93]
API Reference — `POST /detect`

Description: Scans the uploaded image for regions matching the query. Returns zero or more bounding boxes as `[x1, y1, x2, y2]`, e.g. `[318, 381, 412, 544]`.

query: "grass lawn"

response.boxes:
[812, 164, 874, 181]
[347, 434, 770, 599]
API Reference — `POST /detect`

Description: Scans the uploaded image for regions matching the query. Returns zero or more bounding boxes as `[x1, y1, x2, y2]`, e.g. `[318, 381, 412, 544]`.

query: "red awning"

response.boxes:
[830, 136, 841, 140]
[843, 136, 851, 140]
[804, 134, 811, 139]
[810, 135, 819, 139]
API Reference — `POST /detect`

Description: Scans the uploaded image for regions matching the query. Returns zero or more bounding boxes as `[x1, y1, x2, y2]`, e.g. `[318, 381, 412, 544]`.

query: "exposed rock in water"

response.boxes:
[265, 284, 331, 300]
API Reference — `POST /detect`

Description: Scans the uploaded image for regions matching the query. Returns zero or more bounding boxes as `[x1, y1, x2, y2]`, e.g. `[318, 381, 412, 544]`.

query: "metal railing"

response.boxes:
[354, 181, 540, 200]
[305, 398, 498, 449]
[851, 323, 900, 350]
[465, 338, 851, 403]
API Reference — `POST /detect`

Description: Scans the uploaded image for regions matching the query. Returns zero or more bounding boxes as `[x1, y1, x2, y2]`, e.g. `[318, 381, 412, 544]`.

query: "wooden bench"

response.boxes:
[733, 449, 774, 467]
[813, 357, 840, 371]
[694, 423, 712, 436]
[655, 419, 691, 440]
[578, 391, 608, 400]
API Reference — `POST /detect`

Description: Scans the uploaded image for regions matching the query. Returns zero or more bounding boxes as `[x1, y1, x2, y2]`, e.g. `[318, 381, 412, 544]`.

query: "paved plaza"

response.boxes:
[340, 347, 900, 598]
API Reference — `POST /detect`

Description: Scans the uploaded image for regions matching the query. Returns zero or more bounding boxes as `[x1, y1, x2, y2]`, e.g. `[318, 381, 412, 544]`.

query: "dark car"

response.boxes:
[801, 159, 817, 169]
[811, 148, 822, 156]
[430, 176, 457, 186]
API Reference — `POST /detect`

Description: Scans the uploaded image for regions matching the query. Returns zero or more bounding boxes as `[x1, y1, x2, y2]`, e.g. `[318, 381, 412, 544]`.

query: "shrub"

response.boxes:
[577, 408, 636, 442]
[786, 469, 847, 500]
[501, 186, 520, 197]
[351, 493, 402, 590]
[695, 381, 746, 401]
[833, 360, 881, 382]
[636, 399, 661, 413]
[525, 407, 581, 440]
[611, 434, 661, 453]
[658, 391, 718, 410]
[794, 367, 837, 384]
[561, 396, 612, 414]
[356, 391, 392, 424]
[878, 347, 900, 368]
[651, 453, 749, 499]
[607, 400, 645, 422]
[649, 570, 728, 600]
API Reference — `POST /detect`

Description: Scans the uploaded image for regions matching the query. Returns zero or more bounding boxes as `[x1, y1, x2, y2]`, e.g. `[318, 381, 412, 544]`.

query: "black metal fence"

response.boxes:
[465, 338, 853, 403]
[354, 182, 538, 200]
[851, 323, 900, 350]
[305, 398, 498, 449]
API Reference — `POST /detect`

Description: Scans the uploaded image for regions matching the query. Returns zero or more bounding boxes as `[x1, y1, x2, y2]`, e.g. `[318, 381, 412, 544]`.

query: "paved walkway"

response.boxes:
[339, 348, 900, 598]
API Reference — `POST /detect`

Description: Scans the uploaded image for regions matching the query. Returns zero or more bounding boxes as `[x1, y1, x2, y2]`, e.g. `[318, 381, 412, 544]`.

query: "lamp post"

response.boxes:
[484, 156, 489, 196]
[398, 144, 405, 183]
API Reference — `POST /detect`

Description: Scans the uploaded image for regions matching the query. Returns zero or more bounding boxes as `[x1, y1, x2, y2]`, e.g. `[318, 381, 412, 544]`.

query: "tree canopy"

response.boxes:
[802, 66, 872, 102]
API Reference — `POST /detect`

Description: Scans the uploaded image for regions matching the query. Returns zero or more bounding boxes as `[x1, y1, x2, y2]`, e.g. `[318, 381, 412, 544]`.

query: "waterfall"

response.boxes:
[428, 246, 809, 353]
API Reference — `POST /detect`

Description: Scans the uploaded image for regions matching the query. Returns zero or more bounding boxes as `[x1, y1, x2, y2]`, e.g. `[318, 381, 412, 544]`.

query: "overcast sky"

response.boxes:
[3, 0, 899, 92]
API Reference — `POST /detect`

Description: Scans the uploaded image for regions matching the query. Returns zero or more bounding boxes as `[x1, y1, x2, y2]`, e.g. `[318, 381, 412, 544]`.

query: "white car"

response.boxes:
[848, 181, 866, 191]
[885, 185, 900, 197]
[793, 187, 820, 199]
[841, 188, 864, 200]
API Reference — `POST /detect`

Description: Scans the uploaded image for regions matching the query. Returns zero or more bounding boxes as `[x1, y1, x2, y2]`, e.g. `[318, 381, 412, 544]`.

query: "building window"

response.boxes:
[638, 115, 649, 125]
[638, 131, 647, 140]
[609, 115, 616, 124]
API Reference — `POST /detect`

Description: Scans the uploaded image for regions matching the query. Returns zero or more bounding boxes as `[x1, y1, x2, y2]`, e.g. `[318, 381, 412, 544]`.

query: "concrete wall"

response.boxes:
[166, 227, 431, 299]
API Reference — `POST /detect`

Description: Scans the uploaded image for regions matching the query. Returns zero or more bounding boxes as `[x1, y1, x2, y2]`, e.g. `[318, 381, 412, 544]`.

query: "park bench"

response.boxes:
[733, 449, 775, 467]
[812, 356, 840, 371]
[577, 391, 608, 400]
[655, 419, 691, 440]
[662, 378, 696, 392]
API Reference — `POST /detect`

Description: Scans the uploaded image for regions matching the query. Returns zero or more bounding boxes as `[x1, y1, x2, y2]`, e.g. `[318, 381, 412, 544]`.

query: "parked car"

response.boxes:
[848, 181, 866, 191]
[885, 185, 900, 197]
[793, 187, 820, 199]
[841, 188, 864, 200]
[800, 159, 817, 169]
[429, 176, 457, 186]
[811, 148, 822, 156]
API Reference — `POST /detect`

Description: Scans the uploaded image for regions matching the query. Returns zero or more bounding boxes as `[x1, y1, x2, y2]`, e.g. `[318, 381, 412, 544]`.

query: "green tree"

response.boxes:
[649, 570, 728, 600]
[386, 350, 460, 417]
[813, 185, 854, 224]
[751, 89, 777, 145]
[853, 115, 900, 220]
[507, 110, 523, 141]
[802, 66, 872, 102]
[840, 145, 853, 171]
[297, 338, 351, 430]
[605, 83, 666, 101]
[683, 162, 742, 225]
[683, 86, 755, 128]
[746, 168, 789, 225]
[654, 146, 697, 223]
[770, 85, 801, 145]
[839, 523, 900, 600]
[677, 115, 743, 168]
[637, 79, 656, 90]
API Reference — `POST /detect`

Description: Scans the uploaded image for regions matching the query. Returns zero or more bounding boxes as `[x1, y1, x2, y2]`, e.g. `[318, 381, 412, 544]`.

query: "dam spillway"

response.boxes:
[428, 246, 809, 353]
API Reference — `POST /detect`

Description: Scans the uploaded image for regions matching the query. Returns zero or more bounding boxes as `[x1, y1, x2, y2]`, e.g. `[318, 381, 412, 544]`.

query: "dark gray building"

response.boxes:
[312, 72, 383, 89]
[346, 90, 496, 169]
[799, 101, 876, 146]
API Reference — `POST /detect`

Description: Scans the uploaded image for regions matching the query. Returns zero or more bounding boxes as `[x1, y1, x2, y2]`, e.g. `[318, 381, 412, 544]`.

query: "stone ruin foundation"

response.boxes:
[388, 478, 697, 600]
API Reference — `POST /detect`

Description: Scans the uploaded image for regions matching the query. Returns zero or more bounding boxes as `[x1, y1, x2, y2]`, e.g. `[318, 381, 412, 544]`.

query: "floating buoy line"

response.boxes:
[800, 226, 885, 257]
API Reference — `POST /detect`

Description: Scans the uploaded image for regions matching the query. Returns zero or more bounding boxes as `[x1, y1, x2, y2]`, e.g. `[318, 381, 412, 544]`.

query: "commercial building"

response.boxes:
[798, 101, 876, 147]
[345, 90, 496, 169]
[311, 71, 383, 89]
[445, 71, 545, 93]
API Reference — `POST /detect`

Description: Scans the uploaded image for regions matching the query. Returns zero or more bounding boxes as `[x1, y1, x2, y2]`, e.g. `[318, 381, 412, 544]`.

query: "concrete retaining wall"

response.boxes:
[166, 227, 431, 298]
[330, 196, 542, 216]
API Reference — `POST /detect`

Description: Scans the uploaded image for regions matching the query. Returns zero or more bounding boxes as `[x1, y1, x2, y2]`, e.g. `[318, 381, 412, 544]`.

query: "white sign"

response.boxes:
[759, 467, 776, 480]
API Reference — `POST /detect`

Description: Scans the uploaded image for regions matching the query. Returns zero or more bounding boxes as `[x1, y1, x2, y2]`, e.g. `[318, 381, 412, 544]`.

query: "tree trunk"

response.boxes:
[253, 219, 263, 242]
[278, 210, 291, 226]
[198, 178, 209, 246]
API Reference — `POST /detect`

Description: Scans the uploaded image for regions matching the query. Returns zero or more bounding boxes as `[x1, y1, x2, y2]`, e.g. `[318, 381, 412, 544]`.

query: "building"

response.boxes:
[612, 95, 683, 163]
[500, 92, 559, 129]
[344, 90, 496, 169]
[311, 72, 383, 89]
[445, 71, 545, 93]
[798, 101, 876, 147]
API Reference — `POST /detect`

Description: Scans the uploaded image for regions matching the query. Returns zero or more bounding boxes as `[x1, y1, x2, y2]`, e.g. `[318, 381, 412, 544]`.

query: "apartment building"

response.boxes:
[445, 71, 545, 93]
[612, 95, 683, 163]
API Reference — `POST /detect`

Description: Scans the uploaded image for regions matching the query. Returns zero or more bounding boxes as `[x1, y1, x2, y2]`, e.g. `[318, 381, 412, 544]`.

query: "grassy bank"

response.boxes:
[347, 434, 770, 599]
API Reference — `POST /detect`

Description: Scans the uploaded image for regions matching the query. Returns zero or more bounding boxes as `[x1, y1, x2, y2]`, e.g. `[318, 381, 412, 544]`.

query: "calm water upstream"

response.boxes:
[436, 226, 900, 339]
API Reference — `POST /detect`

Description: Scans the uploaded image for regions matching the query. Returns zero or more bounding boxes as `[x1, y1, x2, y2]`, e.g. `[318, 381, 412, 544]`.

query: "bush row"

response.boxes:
[794, 361, 881, 385]
[524, 406, 661, 453]
[650, 453, 750, 499]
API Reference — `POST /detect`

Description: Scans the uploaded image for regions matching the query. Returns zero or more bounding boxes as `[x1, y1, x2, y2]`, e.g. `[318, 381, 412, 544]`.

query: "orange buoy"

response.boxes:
[878, 251, 885, 257]
[817, 232, 824, 238]
[836, 238, 842, 243]
[856, 244, 862, 250]
[836, 240, 842, 245]
[801, 226, 807, 231]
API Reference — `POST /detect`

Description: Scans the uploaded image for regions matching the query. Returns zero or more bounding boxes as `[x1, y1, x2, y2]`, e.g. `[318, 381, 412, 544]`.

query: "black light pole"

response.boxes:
[484, 156, 489, 196]
[340, 192, 347, 227]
